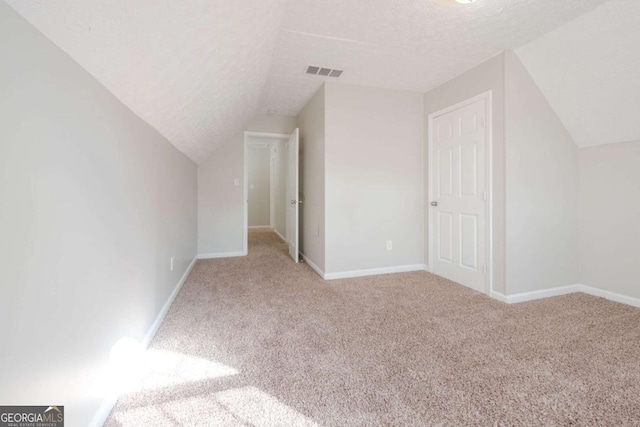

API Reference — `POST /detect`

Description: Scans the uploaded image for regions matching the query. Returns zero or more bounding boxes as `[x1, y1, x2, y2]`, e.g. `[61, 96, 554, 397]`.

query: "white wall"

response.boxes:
[198, 134, 245, 255]
[423, 53, 507, 294]
[580, 140, 640, 299]
[247, 145, 271, 227]
[297, 86, 326, 271]
[198, 115, 296, 256]
[515, 0, 640, 149]
[504, 51, 580, 294]
[422, 51, 580, 296]
[0, 4, 197, 426]
[324, 82, 423, 274]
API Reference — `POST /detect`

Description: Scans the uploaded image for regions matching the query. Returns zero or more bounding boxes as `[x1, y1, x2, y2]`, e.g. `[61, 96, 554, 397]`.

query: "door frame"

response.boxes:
[243, 131, 291, 254]
[427, 91, 493, 295]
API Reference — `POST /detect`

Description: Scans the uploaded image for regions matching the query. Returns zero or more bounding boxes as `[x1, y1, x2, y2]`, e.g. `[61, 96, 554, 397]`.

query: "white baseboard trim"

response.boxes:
[248, 226, 271, 230]
[301, 252, 325, 279]
[273, 228, 287, 243]
[89, 255, 197, 427]
[489, 291, 509, 303]
[301, 259, 430, 281]
[142, 256, 197, 346]
[90, 395, 118, 427]
[581, 285, 640, 308]
[198, 251, 247, 259]
[491, 285, 581, 304]
[324, 264, 426, 280]
[491, 284, 640, 308]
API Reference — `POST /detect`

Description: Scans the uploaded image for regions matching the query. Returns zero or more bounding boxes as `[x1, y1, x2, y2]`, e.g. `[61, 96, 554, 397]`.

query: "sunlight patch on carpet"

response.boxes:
[96, 337, 238, 396]
[113, 386, 319, 426]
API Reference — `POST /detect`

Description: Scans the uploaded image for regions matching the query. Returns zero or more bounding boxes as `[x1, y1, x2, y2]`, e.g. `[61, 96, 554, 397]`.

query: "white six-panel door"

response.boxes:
[430, 96, 488, 293]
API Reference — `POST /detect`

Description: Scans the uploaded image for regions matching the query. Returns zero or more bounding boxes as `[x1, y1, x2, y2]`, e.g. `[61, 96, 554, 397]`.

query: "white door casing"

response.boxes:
[429, 93, 491, 294]
[286, 128, 300, 262]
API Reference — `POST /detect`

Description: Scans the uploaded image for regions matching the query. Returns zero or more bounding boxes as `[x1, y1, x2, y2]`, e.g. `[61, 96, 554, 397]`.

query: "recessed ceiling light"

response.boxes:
[455, 0, 476, 3]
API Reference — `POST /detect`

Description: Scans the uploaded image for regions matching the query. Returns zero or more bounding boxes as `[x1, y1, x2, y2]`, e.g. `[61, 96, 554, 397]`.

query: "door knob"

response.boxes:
[431, 201, 438, 207]
[291, 200, 296, 204]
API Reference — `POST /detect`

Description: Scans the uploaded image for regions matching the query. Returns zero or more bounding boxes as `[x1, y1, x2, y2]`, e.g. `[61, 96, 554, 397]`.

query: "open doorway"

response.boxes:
[243, 130, 300, 262]
[246, 135, 287, 236]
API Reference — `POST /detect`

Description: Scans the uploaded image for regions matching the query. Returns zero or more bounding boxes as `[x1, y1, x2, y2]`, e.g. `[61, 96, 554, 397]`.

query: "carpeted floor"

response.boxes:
[106, 231, 640, 426]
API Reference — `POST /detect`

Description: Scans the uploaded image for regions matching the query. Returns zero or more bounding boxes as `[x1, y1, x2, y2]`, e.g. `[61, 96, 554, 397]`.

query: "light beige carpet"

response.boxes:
[106, 231, 640, 426]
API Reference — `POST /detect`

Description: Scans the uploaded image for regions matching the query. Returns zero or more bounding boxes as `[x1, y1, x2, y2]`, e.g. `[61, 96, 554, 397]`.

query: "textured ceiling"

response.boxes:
[5, 0, 610, 162]
[259, 0, 608, 116]
[516, 0, 640, 148]
[5, 0, 288, 163]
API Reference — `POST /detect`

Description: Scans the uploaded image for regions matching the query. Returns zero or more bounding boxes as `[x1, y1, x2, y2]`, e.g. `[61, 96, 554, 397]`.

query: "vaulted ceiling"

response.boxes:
[5, 0, 612, 162]
[516, 0, 640, 148]
[5, 0, 288, 163]
[260, 0, 607, 116]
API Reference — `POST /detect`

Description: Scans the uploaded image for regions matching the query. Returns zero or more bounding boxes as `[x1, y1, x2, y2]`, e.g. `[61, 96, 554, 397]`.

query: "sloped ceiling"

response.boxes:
[259, 0, 608, 117]
[516, 0, 640, 148]
[4, 0, 288, 163]
[6, 0, 609, 162]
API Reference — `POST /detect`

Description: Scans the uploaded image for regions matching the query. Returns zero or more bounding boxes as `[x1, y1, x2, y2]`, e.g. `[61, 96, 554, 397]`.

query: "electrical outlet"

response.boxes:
[386, 241, 393, 251]
[170, 256, 174, 271]
[234, 178, 240, 186]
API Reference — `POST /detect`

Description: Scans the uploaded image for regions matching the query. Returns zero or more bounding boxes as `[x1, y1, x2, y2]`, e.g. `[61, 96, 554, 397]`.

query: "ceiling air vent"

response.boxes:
[305, 65, 344, 78]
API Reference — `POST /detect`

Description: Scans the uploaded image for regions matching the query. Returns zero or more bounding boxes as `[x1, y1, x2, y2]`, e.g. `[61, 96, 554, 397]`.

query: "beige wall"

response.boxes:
[423, 53, 507, 294]
[579, 140, 640, 299]
[297, 86, 326, 271]
[0, 4, 197, 426]
[247, 146, 271, 227]
[197, 115, 296, 255]
[504, 51, 580, 294]
[324, 82, 423, 274]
